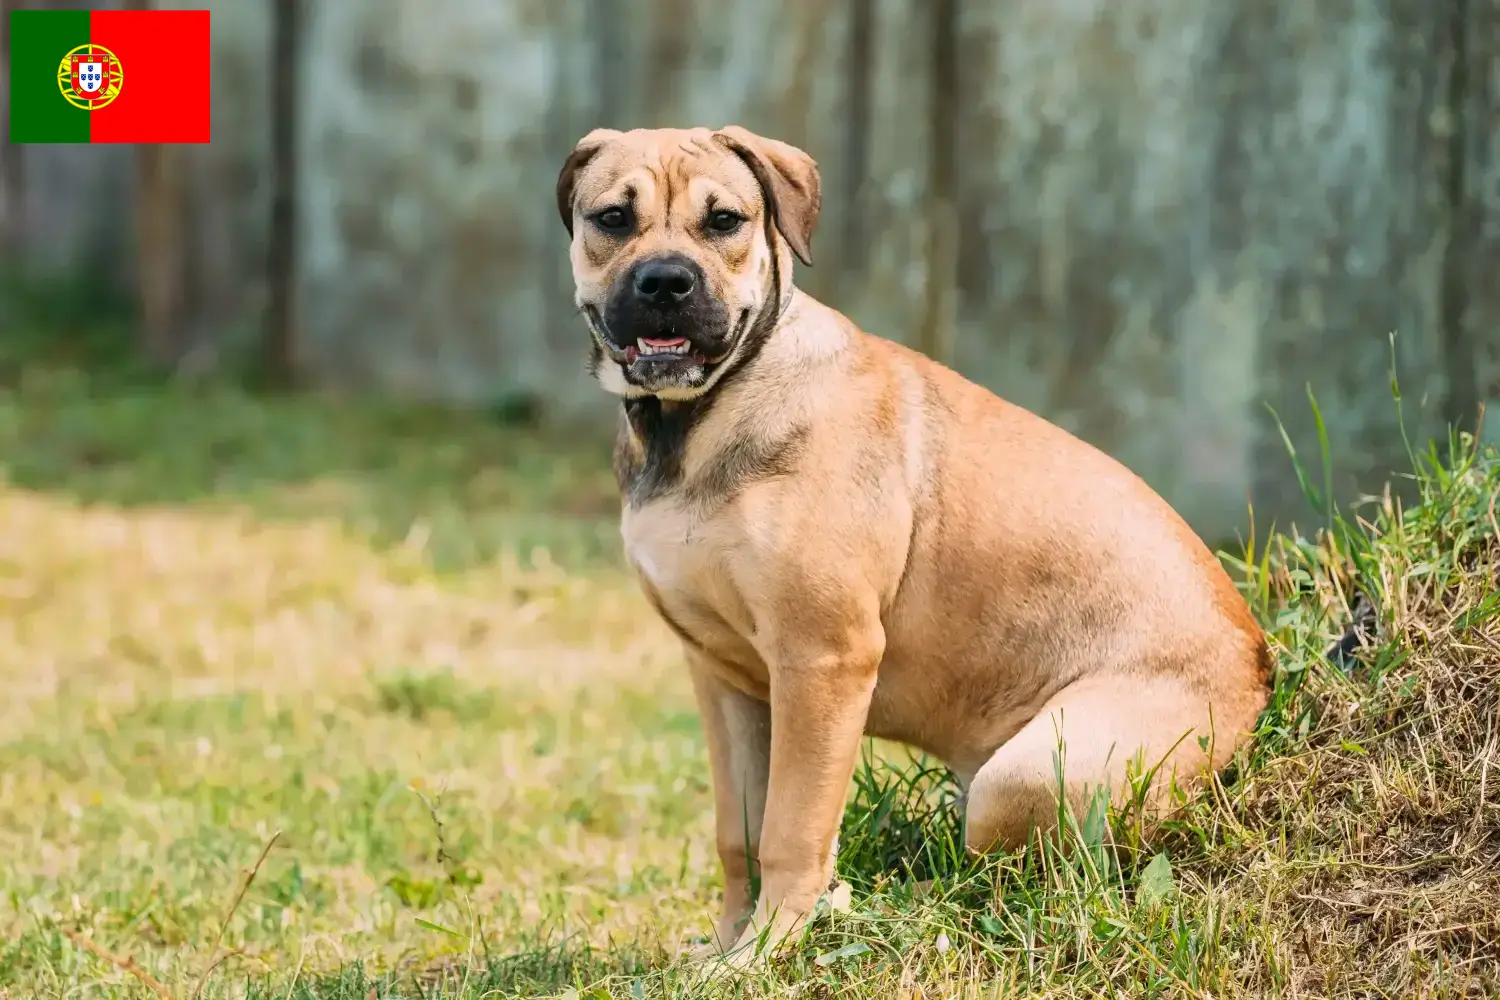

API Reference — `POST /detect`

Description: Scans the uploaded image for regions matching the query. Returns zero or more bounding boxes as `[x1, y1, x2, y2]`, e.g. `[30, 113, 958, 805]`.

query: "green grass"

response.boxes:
[1, 341, 1497, 998]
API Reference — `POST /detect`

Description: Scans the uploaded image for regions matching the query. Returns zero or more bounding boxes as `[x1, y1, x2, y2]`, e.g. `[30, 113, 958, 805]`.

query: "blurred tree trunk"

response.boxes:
[592, 0, 625, 125]
[841, 0, 874, 278]
[134, 144, 186, 363]
[1441, 0, 1479, 436]
[919, 0, 958, 367]
[0, 0, 25, 266]
[128, 0, 187, 365]
[263, 0, 301, 388]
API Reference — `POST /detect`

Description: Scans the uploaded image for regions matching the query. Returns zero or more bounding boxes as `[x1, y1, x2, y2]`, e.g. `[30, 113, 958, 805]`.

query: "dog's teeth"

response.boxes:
[634, 339, 693, 355]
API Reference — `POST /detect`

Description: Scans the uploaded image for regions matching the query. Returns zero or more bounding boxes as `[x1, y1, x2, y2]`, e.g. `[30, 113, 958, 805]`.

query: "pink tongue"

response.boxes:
[642, 337, 687, 348]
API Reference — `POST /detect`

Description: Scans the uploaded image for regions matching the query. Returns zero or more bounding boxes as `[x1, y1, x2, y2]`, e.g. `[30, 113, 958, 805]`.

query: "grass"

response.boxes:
[0, 338, 1497, 998]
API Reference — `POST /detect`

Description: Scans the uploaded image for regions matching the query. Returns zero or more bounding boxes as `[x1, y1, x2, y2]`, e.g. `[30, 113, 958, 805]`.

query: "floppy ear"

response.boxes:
[556, 128, 623, 237]
[713, 125, 821, 267]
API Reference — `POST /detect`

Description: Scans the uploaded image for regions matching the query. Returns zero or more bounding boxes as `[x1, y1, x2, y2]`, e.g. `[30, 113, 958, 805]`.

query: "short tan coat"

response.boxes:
[556, 126, 1269, 963]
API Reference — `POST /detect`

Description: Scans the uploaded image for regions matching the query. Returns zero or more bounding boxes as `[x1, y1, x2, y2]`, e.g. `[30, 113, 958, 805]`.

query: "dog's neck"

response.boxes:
[614, 288, 830, 508]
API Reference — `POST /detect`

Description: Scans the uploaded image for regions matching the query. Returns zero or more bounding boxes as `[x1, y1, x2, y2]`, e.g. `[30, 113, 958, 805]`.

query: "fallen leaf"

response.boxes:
[1138, 851, 1175, 908]
[827, 880, 853, 912]
[814, 941, 871, 966]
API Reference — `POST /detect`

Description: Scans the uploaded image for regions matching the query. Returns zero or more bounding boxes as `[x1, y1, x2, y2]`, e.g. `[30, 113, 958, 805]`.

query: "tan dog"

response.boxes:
[556, 126, 1270, 963]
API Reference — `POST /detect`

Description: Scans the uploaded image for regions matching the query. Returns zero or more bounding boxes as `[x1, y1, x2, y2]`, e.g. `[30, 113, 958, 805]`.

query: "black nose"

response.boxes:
[633, 259, 696, 306]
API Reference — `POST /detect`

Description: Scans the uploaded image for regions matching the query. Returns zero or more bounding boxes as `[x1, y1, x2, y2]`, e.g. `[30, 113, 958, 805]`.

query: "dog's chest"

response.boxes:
[621, 499, 765, 681]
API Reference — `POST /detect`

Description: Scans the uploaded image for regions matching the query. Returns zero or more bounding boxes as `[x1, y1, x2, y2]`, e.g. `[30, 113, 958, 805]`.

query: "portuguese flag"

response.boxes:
[9, 8, 211, 144]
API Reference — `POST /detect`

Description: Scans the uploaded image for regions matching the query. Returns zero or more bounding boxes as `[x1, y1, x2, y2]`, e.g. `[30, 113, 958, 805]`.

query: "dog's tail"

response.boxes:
[1325, 591, 1379, 668]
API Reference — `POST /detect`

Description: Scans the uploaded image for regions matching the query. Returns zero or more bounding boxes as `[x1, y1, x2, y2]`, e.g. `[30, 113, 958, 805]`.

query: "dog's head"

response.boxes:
[557, 126, 821, 400]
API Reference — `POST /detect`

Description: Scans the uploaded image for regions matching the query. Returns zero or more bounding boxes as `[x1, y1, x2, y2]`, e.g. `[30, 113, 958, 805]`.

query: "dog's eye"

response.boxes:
[593, 207, 630, 232]
[706, 210, 745, 234]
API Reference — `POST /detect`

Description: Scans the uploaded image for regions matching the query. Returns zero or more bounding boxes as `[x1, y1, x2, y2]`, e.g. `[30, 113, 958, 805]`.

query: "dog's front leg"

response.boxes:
[726, 616, 883, 964]
[686, 652, 771, 955]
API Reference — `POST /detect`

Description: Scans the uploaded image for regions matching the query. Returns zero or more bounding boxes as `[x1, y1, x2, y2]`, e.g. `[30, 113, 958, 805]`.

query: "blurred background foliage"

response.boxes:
[1, 0, 1497, 541]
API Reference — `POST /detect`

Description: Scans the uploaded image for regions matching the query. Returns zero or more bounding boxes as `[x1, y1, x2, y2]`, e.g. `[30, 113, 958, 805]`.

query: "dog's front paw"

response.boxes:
[678, 936, 720, 963]
[720, 902, 811, 969]
[675, 931, 765, 989]
[679, 904, 753, 964]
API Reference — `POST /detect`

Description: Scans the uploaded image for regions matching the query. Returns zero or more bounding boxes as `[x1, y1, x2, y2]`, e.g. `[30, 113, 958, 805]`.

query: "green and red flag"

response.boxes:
[9, 8, 210, 144]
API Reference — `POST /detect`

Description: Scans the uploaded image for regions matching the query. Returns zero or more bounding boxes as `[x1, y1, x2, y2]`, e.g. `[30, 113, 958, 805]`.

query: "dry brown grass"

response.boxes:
[1219, 474, 1500, 996]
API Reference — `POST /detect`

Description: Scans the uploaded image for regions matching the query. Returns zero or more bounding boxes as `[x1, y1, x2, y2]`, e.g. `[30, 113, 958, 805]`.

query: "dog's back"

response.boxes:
[841, 325, 1270, 778]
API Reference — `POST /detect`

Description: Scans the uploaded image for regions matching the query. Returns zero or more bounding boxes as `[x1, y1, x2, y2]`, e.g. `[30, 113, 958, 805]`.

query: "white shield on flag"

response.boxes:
[69, 52, 113, 101]
[78, 61, 104, 93]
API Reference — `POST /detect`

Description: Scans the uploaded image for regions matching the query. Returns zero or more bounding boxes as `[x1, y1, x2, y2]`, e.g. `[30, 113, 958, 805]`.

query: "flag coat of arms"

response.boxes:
[9, 8, 211, 143]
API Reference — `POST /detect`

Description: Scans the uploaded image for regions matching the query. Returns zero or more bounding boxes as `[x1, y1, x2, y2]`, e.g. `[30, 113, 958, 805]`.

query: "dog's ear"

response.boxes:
[556, 129, 622, 237]
[713, 126, 821, 267]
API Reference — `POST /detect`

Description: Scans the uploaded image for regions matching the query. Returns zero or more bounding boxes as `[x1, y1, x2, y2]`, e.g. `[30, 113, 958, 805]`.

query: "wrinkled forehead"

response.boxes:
[576, 130, 763, 213]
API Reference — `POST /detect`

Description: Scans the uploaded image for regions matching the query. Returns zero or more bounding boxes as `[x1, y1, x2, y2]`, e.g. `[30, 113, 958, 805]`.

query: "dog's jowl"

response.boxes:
[556, 126, 1270, 965]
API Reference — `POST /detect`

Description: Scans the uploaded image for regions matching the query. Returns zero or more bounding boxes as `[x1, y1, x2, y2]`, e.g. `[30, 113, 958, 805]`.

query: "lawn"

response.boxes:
[0, 345, 1497, 998]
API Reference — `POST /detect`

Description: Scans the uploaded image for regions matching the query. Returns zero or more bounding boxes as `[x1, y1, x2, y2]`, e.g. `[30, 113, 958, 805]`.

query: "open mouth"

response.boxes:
[584, 307, 750, 370]
[626, 336, 707, 364]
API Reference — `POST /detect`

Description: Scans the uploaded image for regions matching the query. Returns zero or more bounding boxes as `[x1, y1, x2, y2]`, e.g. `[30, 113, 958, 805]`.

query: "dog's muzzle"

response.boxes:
[586, 253, 748, 393]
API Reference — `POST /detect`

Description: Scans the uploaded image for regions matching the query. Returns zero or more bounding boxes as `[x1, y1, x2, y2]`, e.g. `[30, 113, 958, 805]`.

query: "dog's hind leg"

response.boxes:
[962, 671, 1253, 854]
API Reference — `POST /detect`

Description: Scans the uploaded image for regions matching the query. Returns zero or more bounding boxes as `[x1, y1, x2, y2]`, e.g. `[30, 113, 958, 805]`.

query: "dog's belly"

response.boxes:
[862, 645, 1053, 776]
[862, 568, 1100, 773]
[622, 475, 1106, 775]
[626, 521, 1061, 769]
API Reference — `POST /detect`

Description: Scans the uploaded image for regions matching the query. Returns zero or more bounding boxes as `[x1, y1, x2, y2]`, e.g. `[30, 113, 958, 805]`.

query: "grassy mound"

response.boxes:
[0, 353, 1495, 998]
